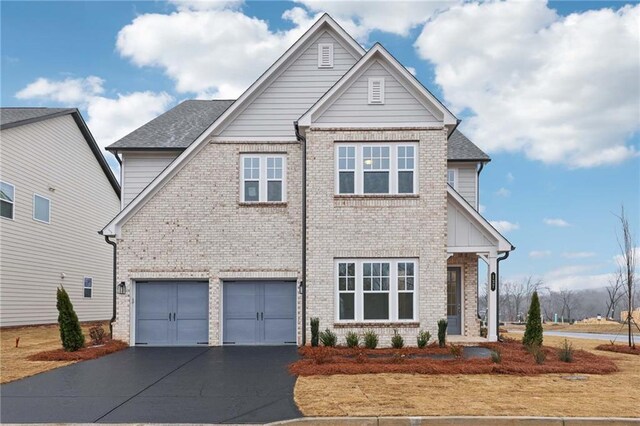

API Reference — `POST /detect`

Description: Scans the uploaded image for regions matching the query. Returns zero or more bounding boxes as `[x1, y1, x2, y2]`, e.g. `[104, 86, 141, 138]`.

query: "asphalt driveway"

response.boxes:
[0, 346, 301, 424]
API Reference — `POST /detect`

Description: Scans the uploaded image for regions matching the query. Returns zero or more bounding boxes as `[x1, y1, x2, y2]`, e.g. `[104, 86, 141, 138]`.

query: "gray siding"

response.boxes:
[218, 30, 359, 138]
[122, 151, 180, 206]
[315, 60, 440, 124]
[449, 162, 477, 208]
[0, 115, 120, 326]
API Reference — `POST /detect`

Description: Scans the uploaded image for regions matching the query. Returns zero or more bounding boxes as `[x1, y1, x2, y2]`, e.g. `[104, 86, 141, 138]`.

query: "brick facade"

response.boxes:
[448, 253, 481, 337]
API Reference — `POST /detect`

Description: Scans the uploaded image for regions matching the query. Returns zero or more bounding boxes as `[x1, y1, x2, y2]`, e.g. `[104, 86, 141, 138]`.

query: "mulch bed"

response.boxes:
[27, 339, 128, 362]
[595, 344, 640, 356]
[290, 340, 618, 376]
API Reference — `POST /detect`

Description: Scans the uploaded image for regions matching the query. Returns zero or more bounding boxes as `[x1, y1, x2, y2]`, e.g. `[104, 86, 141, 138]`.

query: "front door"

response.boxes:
[447, 267, 462, 335]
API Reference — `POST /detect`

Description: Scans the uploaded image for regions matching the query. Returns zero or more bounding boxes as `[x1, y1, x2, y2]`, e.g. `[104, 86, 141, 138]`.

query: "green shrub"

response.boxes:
[363, 330, 378, 349]
[345, 331, 359, 348]
[490, 349, 502, 364]
[559, 339, 574, 363]
[56, 286, 84, 352]
[437, 319, 448, 348]
[416, 330, 431, 348]
[391, 329, 404, 349]
[310, 317, 320, 347]
[523, 291, 543, 348]
[319, 328, 337, 347]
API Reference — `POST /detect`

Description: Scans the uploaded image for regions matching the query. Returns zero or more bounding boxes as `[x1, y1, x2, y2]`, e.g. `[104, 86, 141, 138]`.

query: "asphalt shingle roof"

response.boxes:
[1, 108, 74, 129]
[106, 100, 234, 150]
[448, 129, 491, 162]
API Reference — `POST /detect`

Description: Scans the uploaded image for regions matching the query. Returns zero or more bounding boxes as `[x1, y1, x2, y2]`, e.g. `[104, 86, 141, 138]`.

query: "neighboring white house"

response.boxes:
[102, 14, 514, 347]
[0, 108, 120, 326]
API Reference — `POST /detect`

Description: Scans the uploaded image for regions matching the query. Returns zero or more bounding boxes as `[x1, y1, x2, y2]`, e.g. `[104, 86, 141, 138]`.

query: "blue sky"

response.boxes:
[2, 1, 639, 291]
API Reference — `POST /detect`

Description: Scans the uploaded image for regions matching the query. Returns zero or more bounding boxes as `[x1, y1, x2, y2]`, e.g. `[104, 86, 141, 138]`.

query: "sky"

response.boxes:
[1, 0, 639, 292]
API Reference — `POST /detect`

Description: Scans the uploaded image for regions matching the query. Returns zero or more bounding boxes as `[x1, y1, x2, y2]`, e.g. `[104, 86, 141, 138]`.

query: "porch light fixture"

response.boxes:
[117, 282, 127, 295]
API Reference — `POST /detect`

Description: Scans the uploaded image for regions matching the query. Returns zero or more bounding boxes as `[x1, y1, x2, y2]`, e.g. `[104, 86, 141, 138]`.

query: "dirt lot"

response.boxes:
[0, 321, 109, 384]
[508, 322, 640, 335]
[294, 334, 640, 418]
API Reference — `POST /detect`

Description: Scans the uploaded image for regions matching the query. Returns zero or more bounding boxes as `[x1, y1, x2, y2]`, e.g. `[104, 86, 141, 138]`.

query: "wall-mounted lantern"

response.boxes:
[491, 272, 496, 291]
[117, 282, 127, 295]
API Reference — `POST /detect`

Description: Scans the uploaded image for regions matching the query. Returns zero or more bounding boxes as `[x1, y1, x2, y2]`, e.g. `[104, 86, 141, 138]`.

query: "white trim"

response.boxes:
[368, 77, 384, 104]
[0, 180, 15, 220]
[209, 136, 299, 143]
[309, 122, 444, 129]
[447, 265, 464, 336]
[318, 42, 334, 68]
[32, 193, 50, 224]
[83, 276, 93, 299]
[240, 154, 287, 203]
[334, 258, 419, 324]
[101, 14, 365, 237]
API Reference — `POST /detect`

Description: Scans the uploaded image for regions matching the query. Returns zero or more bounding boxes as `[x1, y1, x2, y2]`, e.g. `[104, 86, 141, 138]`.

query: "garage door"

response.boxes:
[135, 281, 209, 346]
[223, 281, 296, 345]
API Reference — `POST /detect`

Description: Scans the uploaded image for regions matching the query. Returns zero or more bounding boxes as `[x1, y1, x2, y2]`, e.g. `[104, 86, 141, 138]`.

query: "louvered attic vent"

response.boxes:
[368, 78, 385, 104]
[318, 43, 334, 68]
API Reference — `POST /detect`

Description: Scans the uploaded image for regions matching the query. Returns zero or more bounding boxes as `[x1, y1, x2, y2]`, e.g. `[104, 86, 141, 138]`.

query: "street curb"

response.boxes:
[268, 417, 640, 426]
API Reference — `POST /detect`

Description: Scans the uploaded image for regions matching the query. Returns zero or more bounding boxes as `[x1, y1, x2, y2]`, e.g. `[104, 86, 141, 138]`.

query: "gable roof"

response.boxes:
[448, 130, 490, 162]
[298, 43, 458, 130]
[106, 100, 234, 151]
[1, 107, 121, 197]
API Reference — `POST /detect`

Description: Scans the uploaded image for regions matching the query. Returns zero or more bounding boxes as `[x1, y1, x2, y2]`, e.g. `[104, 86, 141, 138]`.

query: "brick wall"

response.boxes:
[448, 253, 481, 337]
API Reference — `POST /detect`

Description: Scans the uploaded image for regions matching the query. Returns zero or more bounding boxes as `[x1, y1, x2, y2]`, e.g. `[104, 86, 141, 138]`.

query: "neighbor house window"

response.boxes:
[0, 181, 15, 220]
[335, 144, 417, 195]
[335, 259, 418, 322]
[241, 154, 286, 203]
[83, 277, 93, 298]
[33, 194, 50, 223]
[447, 169, 457, 189]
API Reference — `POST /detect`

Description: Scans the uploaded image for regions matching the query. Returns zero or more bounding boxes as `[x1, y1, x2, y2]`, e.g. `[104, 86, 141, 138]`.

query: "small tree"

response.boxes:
[310, 317, 320, 347]
[56, 286, 84, 351]
[523, 291, 543, 348]
[437, 319, 447, 347]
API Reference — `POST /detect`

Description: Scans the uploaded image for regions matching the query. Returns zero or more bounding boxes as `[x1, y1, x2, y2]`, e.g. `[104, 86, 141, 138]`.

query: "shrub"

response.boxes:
[319, 328, 337, 347]
[56, 286, 84, 352]
[416, 330, 431, 348]
[391, 329, 404, 349]
[88, 326, 106, 345]
[490, 349, 502, 364]
[523, 291, 543, 348]
[480, 327, 488, 338]
[345, 331, 359, 348]
[530, 344, 546, 364]
[363, 330, 378, 349]
[449, 344, 463, 358]
[310, 317, 320, 347]
[437, 319, 448, 348]
[559, 339, 574, 363]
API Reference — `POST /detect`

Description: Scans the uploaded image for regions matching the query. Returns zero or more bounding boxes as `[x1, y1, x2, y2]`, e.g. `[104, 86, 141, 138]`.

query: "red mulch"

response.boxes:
[290, 340, 618, 376]
[27, 339, 128, 362]
[595, 344, 640, 356]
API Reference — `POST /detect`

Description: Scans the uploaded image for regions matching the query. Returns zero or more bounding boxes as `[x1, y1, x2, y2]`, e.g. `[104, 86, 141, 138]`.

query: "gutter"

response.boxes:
[294, 121, 307, 346]
[102, 234, 117, 339]
[496, 251, 510, 342]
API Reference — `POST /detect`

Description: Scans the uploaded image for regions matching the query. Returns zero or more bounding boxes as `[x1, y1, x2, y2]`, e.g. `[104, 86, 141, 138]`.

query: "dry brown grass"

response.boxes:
[509, 322, 640, 335]
[0, 321, 111, 384]
[294, 334, 640, 418]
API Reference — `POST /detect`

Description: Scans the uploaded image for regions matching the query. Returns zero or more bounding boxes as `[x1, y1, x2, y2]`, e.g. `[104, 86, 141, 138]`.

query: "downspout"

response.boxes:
[103, 234, 117, 339]
[496, 251, 510, 342]
[294, 121, 307, 346]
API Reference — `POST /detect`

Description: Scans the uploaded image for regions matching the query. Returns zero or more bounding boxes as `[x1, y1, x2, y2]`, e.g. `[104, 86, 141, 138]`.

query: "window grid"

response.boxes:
[241, 155, 286, 203]
[338, 262, 356, 320]
[0, 181, 15, 220]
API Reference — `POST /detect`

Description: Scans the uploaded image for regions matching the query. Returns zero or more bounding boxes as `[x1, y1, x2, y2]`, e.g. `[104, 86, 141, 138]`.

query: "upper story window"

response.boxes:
[0, 181, 15, 220]
[83, 277, 93, 298]
[241, 154, 286, 203]
[318, 43, 334, 68]
[33, 194, 50, 223]
[447, 169, 457, 190]
[368, 78, 385, 104]
[335, 143, 417, 195]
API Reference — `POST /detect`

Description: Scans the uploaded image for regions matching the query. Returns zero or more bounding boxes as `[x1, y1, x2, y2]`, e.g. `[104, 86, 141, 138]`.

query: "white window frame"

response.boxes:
[318, 43, 334, 68]
[334, 258, 419, 323]
[335, 143, 418, 195]
[447, 168, 458, 190]
[32, 193, 50, 224]
[0, 181, 15, 220]
[368, 77, 385, 104]
[83, 276, 93, 298]
[240, 154, 287, 203]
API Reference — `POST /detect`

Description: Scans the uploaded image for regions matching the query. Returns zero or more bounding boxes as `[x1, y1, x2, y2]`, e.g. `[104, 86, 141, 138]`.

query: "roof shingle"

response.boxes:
[1, 107, 75, 129]
[448, 129, 490, 162]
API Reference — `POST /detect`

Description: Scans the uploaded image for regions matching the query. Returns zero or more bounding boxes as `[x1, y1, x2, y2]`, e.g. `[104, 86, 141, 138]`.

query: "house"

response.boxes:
[101, 14, 513, 347]
[0, 108, 120, 326]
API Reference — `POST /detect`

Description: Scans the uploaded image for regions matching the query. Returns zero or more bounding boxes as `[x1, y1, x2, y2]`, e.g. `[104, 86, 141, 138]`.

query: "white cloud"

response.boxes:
[16, 76, 105, 104]
[544, 218, 570, 227]
[495, 187, 511, 197]
[169, 0, 243, 11]
[415, 2, 640, 168]
[613, 246, 640, 269]
[562, 251, 596, 259]
[479, 204, 486, 214]
[406, 66, 417, 76]
[529, 250, 551, 258]
[506, 172, 514, 183]
[544, 264, 614, 291]
[490, 220, 519, 233]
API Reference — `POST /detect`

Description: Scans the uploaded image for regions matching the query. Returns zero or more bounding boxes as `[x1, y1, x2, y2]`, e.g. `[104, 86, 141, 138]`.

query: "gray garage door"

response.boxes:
[135, 281, 209, 346]
[223, 281, 296, 345]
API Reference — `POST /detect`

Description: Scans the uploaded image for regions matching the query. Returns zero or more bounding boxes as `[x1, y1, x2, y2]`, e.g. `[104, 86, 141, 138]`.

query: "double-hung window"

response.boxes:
[336, 259, 418, 322]
[33, 194, 50, 223]
[83, 277, 93, 298]
[0, 181, 15, 219]
[447, 169, 457, 189]
[335, 144, 417, 195]
[241, 154, 286, 203]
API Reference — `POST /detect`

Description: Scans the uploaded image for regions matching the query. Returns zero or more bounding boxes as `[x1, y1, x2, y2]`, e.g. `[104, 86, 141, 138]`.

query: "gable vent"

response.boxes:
[318, 43, 334, 68]
[368, 78, 385, 104]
